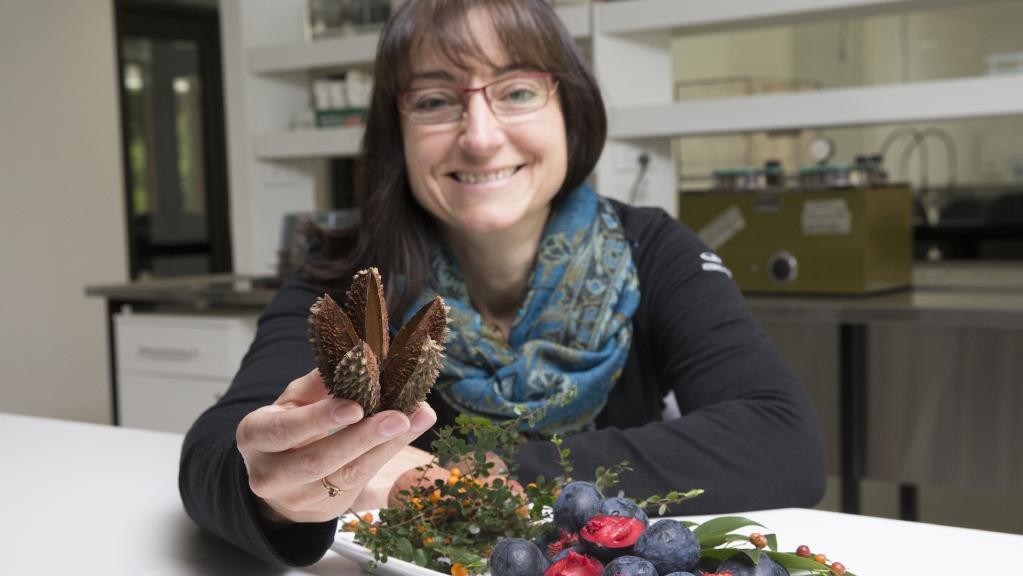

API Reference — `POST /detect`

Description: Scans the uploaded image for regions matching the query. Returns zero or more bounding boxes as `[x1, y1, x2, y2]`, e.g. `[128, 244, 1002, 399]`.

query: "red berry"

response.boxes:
[796, 545, 811, 558]
[830, 562, 846, 575]
[749, 532, 768, 548]
[813, 553, 828, 564]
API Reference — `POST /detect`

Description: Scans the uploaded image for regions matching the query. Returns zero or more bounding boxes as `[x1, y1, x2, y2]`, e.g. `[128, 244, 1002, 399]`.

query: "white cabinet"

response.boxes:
[114, 313, 256, 433]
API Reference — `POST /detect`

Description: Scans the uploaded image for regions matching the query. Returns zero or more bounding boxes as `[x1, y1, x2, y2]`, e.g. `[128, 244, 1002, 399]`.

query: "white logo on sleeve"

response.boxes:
[699, 252, 732, 278]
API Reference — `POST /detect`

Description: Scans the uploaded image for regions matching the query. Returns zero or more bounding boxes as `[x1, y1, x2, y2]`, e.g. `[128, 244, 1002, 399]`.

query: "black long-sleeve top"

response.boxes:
[179, 200, 826, 567]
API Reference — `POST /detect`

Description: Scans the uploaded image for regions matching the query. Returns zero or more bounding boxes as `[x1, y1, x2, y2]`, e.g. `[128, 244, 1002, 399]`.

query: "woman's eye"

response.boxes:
[501, 88, 538, 103]
[413, 94, 458, 111]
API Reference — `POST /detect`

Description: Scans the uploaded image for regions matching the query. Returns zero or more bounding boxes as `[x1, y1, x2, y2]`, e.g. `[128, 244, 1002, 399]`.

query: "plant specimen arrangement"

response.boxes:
[312, 268, 852, 576]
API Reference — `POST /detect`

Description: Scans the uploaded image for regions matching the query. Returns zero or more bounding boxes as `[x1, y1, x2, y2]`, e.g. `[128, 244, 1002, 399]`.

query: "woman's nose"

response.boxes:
[458, 93, 505, 156]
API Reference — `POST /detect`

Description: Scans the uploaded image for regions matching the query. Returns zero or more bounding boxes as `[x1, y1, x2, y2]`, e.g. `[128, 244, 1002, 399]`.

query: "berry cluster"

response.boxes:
[487, 481, 797, 576]
[343, 413, 854, 576]
[795, 544, 846, 575]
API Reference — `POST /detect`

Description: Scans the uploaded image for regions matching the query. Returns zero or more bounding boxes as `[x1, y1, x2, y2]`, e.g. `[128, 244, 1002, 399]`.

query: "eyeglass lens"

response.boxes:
[404, 75, 552, 124]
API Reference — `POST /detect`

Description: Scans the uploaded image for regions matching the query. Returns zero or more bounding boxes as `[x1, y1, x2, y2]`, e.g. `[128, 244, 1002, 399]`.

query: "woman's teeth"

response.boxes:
[454, 167, 517, 184]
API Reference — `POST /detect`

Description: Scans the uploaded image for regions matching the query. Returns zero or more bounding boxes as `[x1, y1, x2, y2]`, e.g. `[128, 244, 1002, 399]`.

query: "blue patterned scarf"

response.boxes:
[397, 184, 640, 437]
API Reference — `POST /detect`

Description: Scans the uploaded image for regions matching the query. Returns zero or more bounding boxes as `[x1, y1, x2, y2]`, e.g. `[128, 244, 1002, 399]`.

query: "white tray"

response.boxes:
[332, 510, 450, 576]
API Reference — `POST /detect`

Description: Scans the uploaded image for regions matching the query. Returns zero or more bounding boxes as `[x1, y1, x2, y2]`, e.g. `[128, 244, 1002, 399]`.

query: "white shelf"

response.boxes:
[607, 74, 1023, 139]
[249, 32, 380, 74]
[248, 6, 589, 75]
[598, 0, 1006, 35]
[251, 126, 364, 160]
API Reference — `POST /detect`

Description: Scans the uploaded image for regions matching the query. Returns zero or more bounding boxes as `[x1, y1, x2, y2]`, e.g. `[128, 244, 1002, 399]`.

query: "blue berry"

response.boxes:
[598, 496, 649, 525]
[554, 481, 603, 534]
[488, 538, 549, 576]
[716, 551, 787, 576]
[633, 520, 699, 575]
[602, 556, 658, 576]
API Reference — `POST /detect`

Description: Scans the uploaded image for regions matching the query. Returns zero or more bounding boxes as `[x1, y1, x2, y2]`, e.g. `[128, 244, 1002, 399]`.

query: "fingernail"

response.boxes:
[331, 402, 362, 425]
[410, 407, 434, 433]
[378, 413, 409, 438]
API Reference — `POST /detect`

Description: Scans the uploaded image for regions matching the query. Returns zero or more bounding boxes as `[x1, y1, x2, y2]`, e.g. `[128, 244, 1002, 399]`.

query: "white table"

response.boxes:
[3, 413, 1022, 575]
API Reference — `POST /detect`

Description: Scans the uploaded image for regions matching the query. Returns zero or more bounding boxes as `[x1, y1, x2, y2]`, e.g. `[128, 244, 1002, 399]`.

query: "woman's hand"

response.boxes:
[236, 368, 437, 524]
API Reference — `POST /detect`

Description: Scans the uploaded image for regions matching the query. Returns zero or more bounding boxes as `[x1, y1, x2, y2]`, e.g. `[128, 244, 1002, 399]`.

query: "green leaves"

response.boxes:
[635, 489, 705, 516]
[693, 516, 766, 548]
[594, 461, 632, 494]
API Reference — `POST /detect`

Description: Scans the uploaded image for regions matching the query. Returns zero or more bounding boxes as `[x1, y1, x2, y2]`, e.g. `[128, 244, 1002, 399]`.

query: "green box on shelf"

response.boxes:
[316, 108, 368, 128]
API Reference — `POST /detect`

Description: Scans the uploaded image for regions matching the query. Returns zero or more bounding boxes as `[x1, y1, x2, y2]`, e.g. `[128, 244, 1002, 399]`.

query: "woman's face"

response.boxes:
[401, 14, 568, 239]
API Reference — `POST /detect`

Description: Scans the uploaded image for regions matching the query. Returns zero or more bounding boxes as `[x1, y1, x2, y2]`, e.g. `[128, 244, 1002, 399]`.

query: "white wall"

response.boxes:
[0, 0, 127, 424]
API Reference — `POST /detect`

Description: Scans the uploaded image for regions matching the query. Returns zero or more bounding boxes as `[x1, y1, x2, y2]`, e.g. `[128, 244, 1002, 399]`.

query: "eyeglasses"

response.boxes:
[399, 72, 557, 125]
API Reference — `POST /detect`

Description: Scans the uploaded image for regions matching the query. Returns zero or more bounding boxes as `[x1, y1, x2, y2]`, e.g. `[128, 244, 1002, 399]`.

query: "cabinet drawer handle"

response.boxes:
[137, 346, 200, 360]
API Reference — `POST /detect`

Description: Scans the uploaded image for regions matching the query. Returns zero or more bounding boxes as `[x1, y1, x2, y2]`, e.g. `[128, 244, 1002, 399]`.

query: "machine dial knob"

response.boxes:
[767, 251, 798, 284]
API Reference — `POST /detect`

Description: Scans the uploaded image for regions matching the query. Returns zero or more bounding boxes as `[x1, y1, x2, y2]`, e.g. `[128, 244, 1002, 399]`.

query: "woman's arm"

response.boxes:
[513, 207, 827, 514]
[179, 277, 436, 566]
[178, 279, 338, 565]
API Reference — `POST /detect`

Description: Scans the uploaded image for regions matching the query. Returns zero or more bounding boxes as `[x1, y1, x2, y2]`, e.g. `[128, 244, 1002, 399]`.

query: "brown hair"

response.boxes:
[305, 0, 607, 316]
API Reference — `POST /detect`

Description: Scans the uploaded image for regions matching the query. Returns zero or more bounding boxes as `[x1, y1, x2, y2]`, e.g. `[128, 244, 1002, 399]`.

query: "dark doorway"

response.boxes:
[115, 1, 231, 278]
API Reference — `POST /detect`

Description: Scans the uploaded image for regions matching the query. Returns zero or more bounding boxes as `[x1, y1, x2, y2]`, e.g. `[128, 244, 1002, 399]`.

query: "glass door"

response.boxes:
[116, 2, 231, 278]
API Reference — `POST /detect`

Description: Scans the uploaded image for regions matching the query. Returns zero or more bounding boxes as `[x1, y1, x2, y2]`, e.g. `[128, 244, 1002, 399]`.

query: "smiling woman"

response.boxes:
[307, 0, 606, 319]
[179, 0, 826, 569]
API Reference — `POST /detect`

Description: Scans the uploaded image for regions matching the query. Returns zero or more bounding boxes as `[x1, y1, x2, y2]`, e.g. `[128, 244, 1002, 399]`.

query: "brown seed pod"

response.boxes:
[396, 337, 443, 413]
[330, 341, 381, 414]
[343, 268, 389, 360]
[308, 268, 448, 416]
[308, 294, 360, 384]
[380, 297, 449, 413]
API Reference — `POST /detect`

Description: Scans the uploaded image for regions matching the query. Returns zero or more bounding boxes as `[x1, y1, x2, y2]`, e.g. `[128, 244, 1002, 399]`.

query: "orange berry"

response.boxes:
[750, 532, 768, 548]
[417, 525, 426, 533]
[443, 537, 451, 545]
[423, 537, 433, 545]
[450, 467, 461, 477]
[516, 505, 529, 517]
[369, 527, 377, 534]
[451, 563, 468, 576]
[527, 482, 538, 490]
[429, 490, 442, 503]
[447, 476, 459, 485]
[813, 553, 827, 564]
[362, 513, 373, 522]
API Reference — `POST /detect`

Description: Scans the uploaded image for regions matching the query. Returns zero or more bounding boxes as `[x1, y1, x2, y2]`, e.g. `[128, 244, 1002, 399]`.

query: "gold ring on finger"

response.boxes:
[321, 476, 345, 497]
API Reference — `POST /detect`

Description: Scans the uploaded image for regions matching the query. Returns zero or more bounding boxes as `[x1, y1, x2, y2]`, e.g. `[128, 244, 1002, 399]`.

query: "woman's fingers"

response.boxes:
[274, 368, 330, 408]
[254, 409, 413, 487]
[249, 403, 436, 518]
[237, 396, 364, 454]
[237, 369, 366, 454]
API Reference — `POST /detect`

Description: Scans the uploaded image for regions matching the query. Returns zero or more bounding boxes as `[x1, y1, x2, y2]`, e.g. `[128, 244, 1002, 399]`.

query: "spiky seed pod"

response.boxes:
[380, 297, 449, 413]
[388, 297, 446, 361]
[329, 341, 381, 414]
[391, 337, 444, 414]
[344, 267, 389, 360]
[308, 294, 360, 385]
[309, 268, 448, 416]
